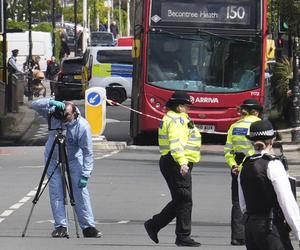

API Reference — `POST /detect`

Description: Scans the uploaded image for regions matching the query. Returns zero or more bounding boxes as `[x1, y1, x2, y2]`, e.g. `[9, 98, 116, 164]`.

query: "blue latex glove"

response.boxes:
[78, 176, 89, 188]
[49, 99, 65, 110]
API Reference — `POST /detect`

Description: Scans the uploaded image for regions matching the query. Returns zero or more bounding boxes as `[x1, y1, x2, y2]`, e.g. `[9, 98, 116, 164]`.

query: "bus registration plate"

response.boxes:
[197, 124, 215, 132]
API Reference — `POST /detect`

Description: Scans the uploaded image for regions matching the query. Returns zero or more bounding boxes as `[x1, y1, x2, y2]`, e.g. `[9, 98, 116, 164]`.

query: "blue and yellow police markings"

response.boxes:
[85, 87, 107, 136]
[93, 63, 133, 78]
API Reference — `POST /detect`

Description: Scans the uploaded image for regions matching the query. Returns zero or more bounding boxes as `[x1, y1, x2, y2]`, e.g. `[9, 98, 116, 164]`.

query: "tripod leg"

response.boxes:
[22, 203, 36, 237]
[22, 137, 58, 237]
[61, 142, 80, 238]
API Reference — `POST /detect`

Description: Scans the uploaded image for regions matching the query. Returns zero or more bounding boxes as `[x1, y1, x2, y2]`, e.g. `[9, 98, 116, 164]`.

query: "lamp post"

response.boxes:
[291, 33, 300, 142]
[3, 0, 8, 113]
[74, 0, 77, 56]
[51, 0, 56, 57]
[27, 0, 33, 101]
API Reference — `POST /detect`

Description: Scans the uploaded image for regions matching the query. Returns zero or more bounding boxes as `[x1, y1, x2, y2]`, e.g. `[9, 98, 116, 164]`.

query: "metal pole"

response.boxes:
[82, 0, 87, 52]
[291, 34, 300, 142]
[74, 0, 77, 56]
[3, 0, 7, 114]
[118, 0, 122, 37]
[127, 0, 130, 36]
[51, 0, 56, 57]
[27, 0, 33, 101]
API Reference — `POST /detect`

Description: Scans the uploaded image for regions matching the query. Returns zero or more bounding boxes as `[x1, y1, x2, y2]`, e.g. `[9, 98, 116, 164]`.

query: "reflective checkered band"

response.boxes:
[249, 129, 274, 137]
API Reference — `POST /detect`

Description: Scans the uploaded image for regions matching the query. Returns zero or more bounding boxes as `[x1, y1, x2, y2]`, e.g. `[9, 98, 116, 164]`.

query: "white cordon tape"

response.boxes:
[106, 99, 300, 135]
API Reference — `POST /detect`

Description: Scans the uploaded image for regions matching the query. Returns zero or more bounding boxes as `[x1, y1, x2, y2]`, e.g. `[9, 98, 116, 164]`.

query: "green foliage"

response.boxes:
[270, 58, 293, 115]
[7, 20, 27, 30]
[55, 31, 61, 62]
[32, 23, 52, 32]
[278, 0, 300, 34]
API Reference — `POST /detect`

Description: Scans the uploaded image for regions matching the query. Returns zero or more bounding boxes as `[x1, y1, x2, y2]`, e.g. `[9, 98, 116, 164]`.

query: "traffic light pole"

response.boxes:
[290, 35, 300, 142]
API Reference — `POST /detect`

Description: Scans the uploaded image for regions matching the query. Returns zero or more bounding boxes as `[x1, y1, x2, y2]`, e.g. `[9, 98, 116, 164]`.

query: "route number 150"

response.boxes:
[226, 6, 246, 20]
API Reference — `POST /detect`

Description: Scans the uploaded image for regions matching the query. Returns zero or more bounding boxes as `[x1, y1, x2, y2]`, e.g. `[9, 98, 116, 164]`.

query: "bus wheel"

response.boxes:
[107, 86, 126, 104]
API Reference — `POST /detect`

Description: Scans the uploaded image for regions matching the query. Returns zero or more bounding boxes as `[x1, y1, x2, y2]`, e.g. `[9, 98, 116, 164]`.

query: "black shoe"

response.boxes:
[175, 238, 201, 247]
[144, 220, 159, 244]
[231, 239, 245, 246]
[82, 227, 102, 238]
[51, 226, 68, 238]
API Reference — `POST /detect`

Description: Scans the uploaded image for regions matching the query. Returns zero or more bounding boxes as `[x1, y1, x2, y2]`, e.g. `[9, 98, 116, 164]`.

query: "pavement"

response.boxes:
[1, 98, 300, 184]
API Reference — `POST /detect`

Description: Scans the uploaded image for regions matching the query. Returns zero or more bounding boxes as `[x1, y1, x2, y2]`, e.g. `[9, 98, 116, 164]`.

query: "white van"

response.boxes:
[6, 31, 52, 72]
[82, 46, 132, 103]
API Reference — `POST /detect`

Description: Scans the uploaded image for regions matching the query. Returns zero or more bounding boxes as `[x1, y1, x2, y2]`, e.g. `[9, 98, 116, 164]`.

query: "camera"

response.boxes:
[52, 107, 67, 121]
[48, 107, 68, 131]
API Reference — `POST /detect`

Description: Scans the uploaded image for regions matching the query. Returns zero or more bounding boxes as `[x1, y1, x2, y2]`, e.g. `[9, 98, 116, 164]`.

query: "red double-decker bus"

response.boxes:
[131, 0, 268, 144]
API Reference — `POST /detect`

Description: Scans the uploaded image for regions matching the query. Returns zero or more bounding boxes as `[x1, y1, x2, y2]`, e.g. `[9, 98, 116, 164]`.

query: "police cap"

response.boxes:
[166, 91, 192, 108]
[246, 120, 275, 141]
[12, 49, 19, 54]
[240, 98, 262, 111]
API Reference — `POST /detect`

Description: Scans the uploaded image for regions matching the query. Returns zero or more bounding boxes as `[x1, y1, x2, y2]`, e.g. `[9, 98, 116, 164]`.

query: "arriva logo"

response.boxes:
[190, 96, 219, 104]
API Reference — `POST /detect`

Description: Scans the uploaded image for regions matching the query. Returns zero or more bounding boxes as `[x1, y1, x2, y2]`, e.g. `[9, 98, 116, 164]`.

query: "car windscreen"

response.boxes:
[96, 50, 133, 64]
[91, 33, 113, 44]
[62, 59, 83, 74]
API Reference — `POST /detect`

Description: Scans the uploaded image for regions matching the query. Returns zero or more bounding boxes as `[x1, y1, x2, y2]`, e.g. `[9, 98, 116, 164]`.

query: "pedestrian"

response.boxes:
[31, 98, 102, 238]
[59, 33, 70, 60]
[8, 49, 21, 74]
[31, 55, 41, 71]
[99, 23, 107, 32]
[238, 120, 300, 249]
[224, 98, 262, 246]
[110, 21, 119, 39]
[46, 56, 60, 96]
[144, 91, 202, 247]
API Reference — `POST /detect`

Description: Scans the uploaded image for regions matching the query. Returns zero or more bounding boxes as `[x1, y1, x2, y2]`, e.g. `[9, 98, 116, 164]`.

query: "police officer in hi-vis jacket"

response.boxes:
[144, 91, 202, 247]
[224, 99, 262, 246]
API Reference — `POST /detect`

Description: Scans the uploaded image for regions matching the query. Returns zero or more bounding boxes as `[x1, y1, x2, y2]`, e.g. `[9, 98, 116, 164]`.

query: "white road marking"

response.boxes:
[18, 165, 44, 169]
[0, 210, 14, 217]
[27, 190, 37, 197]
[19, 197, 31, 203]
[0, 181, 46, 223]
[118, 220, 130, 224]
[36, 220, 54, 224]
[10, 203, 24, 209]
[94, 150, 120, 160]
[0, 150, 121, 224]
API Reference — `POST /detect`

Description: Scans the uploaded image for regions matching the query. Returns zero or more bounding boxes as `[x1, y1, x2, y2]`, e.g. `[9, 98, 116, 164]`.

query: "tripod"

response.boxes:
[22, 129, 80, 238]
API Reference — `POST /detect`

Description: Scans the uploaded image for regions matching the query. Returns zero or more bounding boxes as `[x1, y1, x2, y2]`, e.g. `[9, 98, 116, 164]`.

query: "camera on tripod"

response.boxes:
[48, 107, 68, 131]
[51, 107, 68, 120]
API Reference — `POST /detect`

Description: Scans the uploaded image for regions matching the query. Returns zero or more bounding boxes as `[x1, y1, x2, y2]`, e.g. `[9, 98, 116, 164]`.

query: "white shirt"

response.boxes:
[238, 153, 300, 241]
[8, 56, 20, 72]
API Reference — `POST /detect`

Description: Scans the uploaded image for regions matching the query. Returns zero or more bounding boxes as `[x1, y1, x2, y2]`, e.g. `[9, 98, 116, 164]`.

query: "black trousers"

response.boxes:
[245, 217, 293, 250]
[150, 154, 193, 240]
[231, 172, 245, 240]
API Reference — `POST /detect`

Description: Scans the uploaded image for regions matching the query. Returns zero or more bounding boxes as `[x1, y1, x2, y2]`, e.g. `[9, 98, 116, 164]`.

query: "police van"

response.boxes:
[82, 46, 133, 104]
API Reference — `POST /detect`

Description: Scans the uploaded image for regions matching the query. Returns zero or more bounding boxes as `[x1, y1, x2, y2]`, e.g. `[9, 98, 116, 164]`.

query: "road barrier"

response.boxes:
[85, 87, 107, 137]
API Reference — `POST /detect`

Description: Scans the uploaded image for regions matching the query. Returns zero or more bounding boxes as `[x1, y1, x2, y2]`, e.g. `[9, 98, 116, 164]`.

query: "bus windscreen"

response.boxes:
[147, 32, 261, 93]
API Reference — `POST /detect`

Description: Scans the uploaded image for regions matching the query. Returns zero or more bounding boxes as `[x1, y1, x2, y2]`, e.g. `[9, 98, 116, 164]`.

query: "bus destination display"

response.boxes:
[151, 0, 257, 28]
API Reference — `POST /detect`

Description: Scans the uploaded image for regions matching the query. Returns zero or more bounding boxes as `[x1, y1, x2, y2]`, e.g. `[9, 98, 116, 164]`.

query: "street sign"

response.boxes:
[85, 87, 107, 137]
[0, 0, 3, 34]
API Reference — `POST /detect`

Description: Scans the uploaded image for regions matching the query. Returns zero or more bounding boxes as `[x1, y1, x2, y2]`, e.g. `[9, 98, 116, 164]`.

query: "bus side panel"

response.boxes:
[130, 0, 147, 138]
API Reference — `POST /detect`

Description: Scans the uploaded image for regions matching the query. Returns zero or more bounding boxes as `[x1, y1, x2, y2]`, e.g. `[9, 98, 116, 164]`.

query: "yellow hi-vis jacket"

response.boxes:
[158, 111, 202, 166]
[224, 115, 261, 171]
